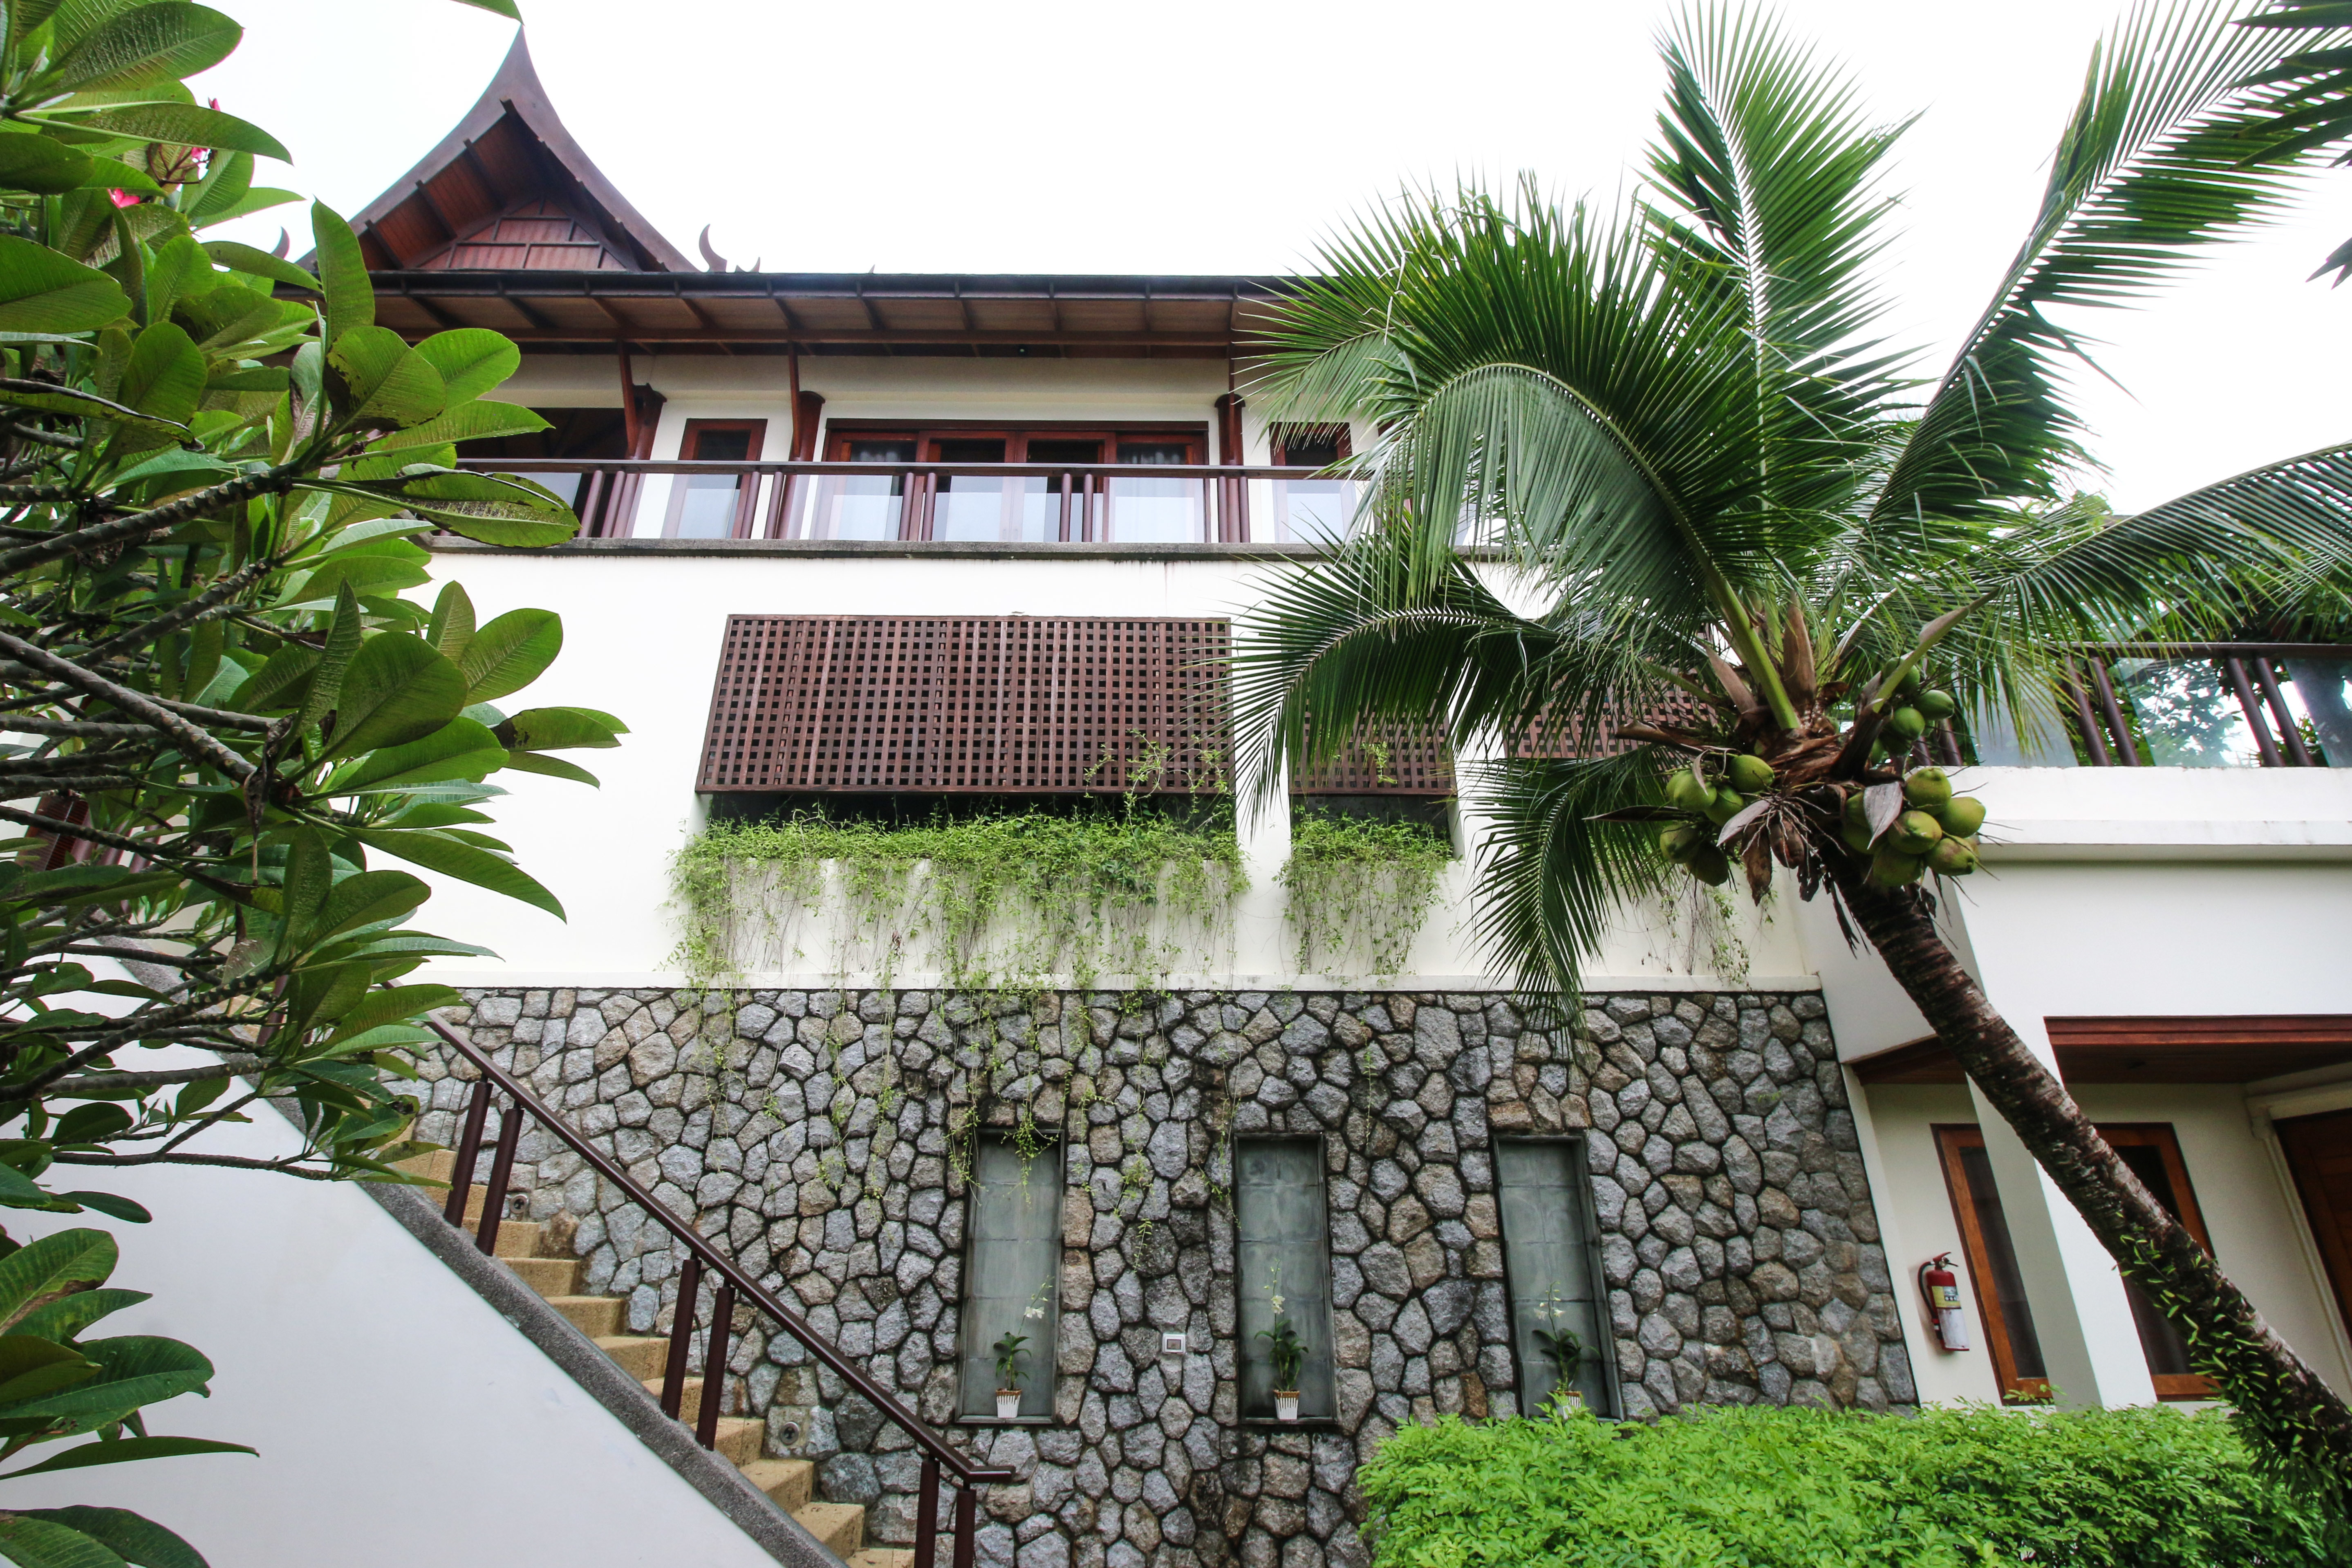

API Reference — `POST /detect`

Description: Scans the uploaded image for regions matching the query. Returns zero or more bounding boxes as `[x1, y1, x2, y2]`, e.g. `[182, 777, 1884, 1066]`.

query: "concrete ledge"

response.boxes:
[420, 970, 1823, 993]
[358, 1180, 842, 1568]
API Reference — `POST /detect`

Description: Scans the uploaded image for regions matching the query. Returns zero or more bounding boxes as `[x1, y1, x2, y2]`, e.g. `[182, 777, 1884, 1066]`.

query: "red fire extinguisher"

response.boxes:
[1919, 1254, 1970, 1351]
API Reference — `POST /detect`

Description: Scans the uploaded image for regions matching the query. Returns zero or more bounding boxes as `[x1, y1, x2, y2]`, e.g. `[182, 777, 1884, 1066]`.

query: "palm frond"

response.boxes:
[1468, 751, 1669, 998]
[1871, 0, 2319, 531]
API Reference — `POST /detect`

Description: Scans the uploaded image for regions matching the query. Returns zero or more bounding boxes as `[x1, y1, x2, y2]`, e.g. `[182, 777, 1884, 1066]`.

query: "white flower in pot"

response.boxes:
[1258, 1318, 1305, 1421]
[992, 1331, 1029, 1421]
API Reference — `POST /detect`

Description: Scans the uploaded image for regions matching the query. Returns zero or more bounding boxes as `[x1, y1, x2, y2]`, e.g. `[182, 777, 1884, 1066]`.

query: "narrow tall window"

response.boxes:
[960, 1138, 1059, 1419]
[1268, 423, 1355, 544]
[2102, 1124, 2216, 1400]
[1934, 1125, 2050, 1401]
[1496, 1140, 1615, 1414]
[1235, 1138, 1333, 1419]
[665, 419, 766, 539]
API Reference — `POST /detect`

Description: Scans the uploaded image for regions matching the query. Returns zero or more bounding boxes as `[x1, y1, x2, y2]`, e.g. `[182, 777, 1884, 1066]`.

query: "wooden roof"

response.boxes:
[340, 33, 690, 274]
[342, 37, 1293, 356]
[1852, 1016, 2352, 1086]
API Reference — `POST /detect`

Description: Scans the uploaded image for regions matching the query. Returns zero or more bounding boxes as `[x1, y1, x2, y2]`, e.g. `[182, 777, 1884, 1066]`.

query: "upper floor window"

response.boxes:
[666, 419, 768, 539]
[795, 423, 1207, 544]
[1268, 423, 1355, 545]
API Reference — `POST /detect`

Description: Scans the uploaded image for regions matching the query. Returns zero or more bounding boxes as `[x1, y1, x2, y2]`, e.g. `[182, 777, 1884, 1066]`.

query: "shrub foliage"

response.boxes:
[1359, 1405, 2338, 1568]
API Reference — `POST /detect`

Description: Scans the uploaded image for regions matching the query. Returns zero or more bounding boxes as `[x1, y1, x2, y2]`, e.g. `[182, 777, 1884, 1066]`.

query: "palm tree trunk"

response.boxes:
[1826, 854, 2352, 1482]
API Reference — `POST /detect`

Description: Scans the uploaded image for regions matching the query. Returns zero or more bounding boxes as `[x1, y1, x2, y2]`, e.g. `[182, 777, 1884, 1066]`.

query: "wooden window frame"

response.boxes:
[1938, 1122, 2216, 1402]
[824, 422, 1209, 542]
[664, 418, 767, 539]
[2101, 1123, 2217, 1400]
[1270, 423, 1352, 467]
[2277, 1108, 2352, 1342]
[1934, 1124, 2049, 1403]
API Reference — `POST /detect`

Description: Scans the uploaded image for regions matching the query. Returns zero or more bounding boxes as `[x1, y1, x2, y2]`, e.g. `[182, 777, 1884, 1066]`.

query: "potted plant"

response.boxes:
[1258, 1319, 1305, 1420]
[1534, 1324, 1584, 1413]
[992, 1331, 1029, 1420]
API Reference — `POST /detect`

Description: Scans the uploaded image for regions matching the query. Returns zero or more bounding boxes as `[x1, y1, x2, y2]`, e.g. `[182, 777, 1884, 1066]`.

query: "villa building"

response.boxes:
[48, 37, 2352, 1568]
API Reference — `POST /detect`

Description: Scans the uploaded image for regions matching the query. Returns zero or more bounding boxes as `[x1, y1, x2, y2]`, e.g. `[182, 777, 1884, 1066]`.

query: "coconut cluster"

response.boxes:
[1869, 672, 1956, 755]
[1656, 752, 1777, 886]
[1843, 768, 1984, 886]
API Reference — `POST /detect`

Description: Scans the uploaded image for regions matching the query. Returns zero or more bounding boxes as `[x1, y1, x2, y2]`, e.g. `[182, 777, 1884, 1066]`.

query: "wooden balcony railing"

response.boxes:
[2043, 644, 2352, 768]
[452, 457, 1358, 545]
[417, 1008, 1014, 1565]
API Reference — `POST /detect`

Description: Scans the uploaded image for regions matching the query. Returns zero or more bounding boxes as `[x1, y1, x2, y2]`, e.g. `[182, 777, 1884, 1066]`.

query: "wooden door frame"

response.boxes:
[1933, 1125, 2051, 1403]
[2276, 1108, 2352, 1344]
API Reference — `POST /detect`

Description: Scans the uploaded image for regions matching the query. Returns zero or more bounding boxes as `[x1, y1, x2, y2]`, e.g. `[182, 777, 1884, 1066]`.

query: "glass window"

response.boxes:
[811, 438, 916, 540]
[1107, 441, 1203, 543]
[1496, 1140, 1615, 1414]
[959, 1137, 1060, 1419]
[666, 421, 764, 539]
[1235, 1138, 1333, 1418]
[2101, 1124, 2216, 1400]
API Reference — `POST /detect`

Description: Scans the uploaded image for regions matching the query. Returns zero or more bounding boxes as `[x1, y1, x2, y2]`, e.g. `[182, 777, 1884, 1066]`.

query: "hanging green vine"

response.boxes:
[1278, 811, 1456, 975]
[670, 805, 1247, 994]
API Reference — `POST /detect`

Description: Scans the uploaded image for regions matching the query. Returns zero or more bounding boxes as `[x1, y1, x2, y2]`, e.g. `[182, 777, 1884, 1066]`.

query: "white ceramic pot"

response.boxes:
[1275, 1392, 1299, 1422]
[1557, 1389, 1586, 1414]
[996, 1392, 1021, 1420]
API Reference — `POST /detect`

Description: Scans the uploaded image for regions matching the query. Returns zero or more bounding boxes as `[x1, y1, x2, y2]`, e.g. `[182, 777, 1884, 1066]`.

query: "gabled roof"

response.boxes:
[342, 34, 690, 274]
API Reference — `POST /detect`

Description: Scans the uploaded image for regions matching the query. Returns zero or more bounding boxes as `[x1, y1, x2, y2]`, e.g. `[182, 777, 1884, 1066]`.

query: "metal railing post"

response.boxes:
[915, 1456, 941, 1568]
[951, 1481, 977, 1568]
[442, 1077, 492, 1226]
[2251, 658, 2313, 766]
[2087, 659, 2140, 766]
[661, 1252, 703, 1420]
[473, 1098, 523, 1255]
[2222, 657, 2284, 766]
[695, 1279, 734, 1448]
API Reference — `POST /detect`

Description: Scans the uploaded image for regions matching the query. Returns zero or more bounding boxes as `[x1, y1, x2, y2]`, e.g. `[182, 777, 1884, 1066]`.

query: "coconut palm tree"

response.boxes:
[1235, 1, 2352, 1484]
[2237, 1, 2352, 282]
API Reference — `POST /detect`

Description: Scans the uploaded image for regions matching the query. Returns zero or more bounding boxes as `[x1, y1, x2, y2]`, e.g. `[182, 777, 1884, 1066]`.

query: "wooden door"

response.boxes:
[2278, 1109, 2352, 1338]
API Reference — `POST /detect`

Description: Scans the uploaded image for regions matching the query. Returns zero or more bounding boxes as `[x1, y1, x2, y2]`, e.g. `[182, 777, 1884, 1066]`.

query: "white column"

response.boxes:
[1967, 1053, 2157, 1409]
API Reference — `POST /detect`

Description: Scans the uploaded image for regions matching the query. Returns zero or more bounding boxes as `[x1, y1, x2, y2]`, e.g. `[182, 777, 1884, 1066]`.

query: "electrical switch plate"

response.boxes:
[1161, 1332, 1187, 1357]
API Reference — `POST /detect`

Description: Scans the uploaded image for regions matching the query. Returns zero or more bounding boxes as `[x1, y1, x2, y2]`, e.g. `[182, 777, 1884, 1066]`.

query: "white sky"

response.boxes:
[193, 0, 2350, 511]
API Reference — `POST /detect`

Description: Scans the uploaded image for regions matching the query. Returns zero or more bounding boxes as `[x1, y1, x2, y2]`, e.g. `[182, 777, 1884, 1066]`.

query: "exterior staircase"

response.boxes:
[404, 1151, 910, 1568]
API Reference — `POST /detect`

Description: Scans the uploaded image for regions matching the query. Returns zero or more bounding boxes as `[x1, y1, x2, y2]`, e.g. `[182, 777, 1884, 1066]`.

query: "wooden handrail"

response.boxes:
[417, 1007, 1015, 1486]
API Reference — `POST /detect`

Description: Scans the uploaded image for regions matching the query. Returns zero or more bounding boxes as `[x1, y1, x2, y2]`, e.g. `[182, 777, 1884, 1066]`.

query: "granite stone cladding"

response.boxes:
[420, 986, 1913, 1568]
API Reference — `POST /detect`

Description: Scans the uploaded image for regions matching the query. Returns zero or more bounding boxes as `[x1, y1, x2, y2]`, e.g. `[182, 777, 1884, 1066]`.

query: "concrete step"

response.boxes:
[396, 1149, 455, 1183]
[548, 1294, 625, 1336]
[598, 1334, 667, 1381]
[739, 1458, 813, 1510]
[849, 1550, 914, 1568]
[793, 1502, 865, 1557]
[490, 1220, 547, 1259]
[643, 1374, 705, 1425]
[502, 1256, 582, 1296]
[713, 1417, 763, 1467]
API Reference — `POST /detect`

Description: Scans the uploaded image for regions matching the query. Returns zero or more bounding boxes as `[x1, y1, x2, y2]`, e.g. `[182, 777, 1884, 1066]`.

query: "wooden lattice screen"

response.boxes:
[697, 616, 1232, 794]
[1295, 692, 1714, 796]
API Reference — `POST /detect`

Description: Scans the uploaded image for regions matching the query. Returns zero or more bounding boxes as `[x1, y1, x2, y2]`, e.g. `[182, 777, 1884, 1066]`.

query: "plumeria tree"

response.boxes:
[1238, 0, 2352, 1493]
[0, 0, 626, 1561]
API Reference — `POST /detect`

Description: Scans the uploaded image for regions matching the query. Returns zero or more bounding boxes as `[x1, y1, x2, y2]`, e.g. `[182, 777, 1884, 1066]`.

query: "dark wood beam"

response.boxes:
[468, 326, 1247, 348]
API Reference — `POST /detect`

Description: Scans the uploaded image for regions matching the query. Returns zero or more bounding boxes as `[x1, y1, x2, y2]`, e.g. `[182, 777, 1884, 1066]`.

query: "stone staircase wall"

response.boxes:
[414, 986, 1913, 1568]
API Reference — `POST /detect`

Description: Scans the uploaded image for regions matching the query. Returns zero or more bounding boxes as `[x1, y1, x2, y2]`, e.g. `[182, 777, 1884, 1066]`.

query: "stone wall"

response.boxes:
[417, 986, 1913, 1568]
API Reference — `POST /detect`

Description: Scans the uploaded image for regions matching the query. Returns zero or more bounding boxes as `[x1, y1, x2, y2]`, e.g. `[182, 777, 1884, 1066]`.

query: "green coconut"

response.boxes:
[1887, 706, 1928, 740]
[1895, 668, 1923, 700]
[1705, 788, 1745, 826]
[1870, 844, 1925, 886]
[1842, 792, 1870, 829]
[1916, 690, 1957, 720]
[1929, 837, 1980, 876]
[1890, 810, 1944, 854]
[1841, 820, 1876, 854]
[1727, 753, 1775, 793]
[1935, 795, 1987, 836]
[1660, 823, 1705, 861]
[1664, 771, 1714, 813]
[1688, 847, 1733, 886]
[1903, 767, 1953, 807]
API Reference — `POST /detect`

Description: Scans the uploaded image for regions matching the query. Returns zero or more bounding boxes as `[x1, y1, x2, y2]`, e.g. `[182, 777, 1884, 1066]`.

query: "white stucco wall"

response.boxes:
[1, 1093, 784, 1568]
[413, 545, 1810, 992]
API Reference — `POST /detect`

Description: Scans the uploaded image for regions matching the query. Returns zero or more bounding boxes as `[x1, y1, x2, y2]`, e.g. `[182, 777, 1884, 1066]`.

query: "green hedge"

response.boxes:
[1357, 1404, 2337, 1567]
